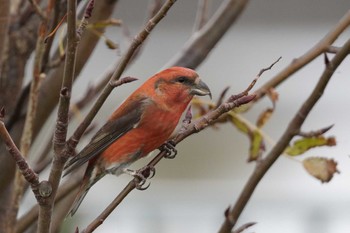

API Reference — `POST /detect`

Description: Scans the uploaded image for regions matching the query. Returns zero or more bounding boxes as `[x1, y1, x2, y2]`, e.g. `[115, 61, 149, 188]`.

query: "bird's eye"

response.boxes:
[176, 76, 188, 83]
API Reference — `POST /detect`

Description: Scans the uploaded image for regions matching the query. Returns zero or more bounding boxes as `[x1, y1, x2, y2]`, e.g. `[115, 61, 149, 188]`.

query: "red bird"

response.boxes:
[64, 67, 211, 216]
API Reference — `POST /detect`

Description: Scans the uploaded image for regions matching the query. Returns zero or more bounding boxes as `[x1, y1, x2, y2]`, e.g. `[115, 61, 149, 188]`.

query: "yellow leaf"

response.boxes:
[303, 157, 339, 183]
[285, 136, 336, 156]
[248, 130, 265, 162]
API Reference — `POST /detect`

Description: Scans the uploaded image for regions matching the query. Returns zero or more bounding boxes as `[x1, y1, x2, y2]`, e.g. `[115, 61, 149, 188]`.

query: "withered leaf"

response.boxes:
[256, 108, 273, 128]
[303, 157, 339, 183]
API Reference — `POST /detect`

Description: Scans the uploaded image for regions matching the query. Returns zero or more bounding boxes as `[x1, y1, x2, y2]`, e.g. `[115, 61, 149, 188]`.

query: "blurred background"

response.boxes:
[25, 0, 350, 232]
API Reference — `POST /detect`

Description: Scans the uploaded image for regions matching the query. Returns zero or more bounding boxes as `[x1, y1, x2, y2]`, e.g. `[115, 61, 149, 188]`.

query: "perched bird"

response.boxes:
[64, 66, 211, 216]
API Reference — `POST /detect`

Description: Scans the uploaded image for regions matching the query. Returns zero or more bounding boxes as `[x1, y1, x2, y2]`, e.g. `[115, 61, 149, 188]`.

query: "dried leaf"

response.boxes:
[267, 87, 279, 103]
[285, 136, 336, 156]
[256, 108, 273, 128]
[105, 38, 118, 50]
[303, 157, 339, 183]
[89, 19, 122, 29]
[248, 130, 265, 161]
[255, 88, 277, 128]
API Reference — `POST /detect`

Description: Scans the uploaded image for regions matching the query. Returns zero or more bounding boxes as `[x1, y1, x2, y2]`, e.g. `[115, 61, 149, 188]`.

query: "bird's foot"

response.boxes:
[160, 140, 177, 159]
[123, 165, 155, 190]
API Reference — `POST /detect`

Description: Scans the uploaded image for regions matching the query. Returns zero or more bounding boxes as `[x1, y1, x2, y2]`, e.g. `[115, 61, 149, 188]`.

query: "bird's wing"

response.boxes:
[63, 97, 147, 175]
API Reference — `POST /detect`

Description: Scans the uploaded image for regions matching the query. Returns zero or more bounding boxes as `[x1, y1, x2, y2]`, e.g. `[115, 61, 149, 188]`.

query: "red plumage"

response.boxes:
[64, 67, 211, 216]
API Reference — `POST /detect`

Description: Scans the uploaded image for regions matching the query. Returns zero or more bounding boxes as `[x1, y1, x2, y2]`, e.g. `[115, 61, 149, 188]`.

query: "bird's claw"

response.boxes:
[160, 140, 177, 159]
[123, 166, 155, 190]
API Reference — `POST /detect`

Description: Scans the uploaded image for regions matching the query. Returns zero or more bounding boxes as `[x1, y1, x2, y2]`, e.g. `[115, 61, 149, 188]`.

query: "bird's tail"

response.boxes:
[66, 164, 106, 217]
[67, 180, 90, 217]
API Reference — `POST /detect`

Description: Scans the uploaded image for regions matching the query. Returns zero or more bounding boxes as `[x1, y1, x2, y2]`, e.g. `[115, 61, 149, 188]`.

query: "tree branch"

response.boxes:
[253, 9, 350, 101]
[16, 177, 81, 233]
[164, 0, 249, 68]
[38, 0, 79, 232]
[218, 38, 350, 233]
[0, 108, 40, 195]
[27, 0, 47, 21]
[193, 0, 209, 32]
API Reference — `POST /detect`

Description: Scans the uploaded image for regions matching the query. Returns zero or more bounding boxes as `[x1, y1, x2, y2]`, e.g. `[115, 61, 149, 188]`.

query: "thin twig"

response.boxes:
[193, 0, 209, 32]
[297, 124, 334, 138]
[242, 57, 281, 95]
[218, 38, 350, 233]
[44, 13, 67, 43]
[0, 108, 48, 204]
[77, 0, 95, 39]
[28, 0, 47, 21]
[232, 222, 257, 233]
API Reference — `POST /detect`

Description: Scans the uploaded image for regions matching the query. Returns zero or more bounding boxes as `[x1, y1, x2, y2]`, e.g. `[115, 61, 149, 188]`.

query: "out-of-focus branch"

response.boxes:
[0, 0, 10, 75]
[28, 0, 47, 20]
[41, 0, 65, 72]
[253, 9, 350, 101]
[218, 38, 350, 233]
[164, 0, 249, 68]
[193, 0, 209, 31]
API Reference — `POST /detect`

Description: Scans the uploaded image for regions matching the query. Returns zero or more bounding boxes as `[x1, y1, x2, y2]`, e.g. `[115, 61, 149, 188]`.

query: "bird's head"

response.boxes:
[148, 67, 211, 107]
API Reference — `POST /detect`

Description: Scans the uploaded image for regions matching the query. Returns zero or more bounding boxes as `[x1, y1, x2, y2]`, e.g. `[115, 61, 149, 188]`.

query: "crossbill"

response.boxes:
[64, 66, 211, 216]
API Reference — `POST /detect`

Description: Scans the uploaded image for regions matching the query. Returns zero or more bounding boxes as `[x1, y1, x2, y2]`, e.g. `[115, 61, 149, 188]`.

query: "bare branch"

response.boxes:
[218, 37, 350, 233]
[0, 107, 51, 206]
[193, 0, 209, 31]
[0, 0, 10, 76]
[38, 0, 79, 232]
[253, 9, 350, 101]
[232, 222, 257, 233]
[77, 0, 95, 39]
[242, 57, 281, 96]
[109, 76, 138, 88]
[165, 0, 249, 69]
[27, 0, 47, 21]
[16, 177, 81, 233]
[0, 109, 39, 188]
[297, 124, 334, 138]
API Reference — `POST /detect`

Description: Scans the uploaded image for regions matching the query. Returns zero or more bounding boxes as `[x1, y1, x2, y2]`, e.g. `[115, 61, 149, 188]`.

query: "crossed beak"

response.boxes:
[190, 79, 212, 99]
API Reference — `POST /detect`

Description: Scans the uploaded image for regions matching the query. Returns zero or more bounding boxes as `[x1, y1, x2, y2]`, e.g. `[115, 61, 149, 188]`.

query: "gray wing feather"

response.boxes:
[63, 98, 146, 176]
